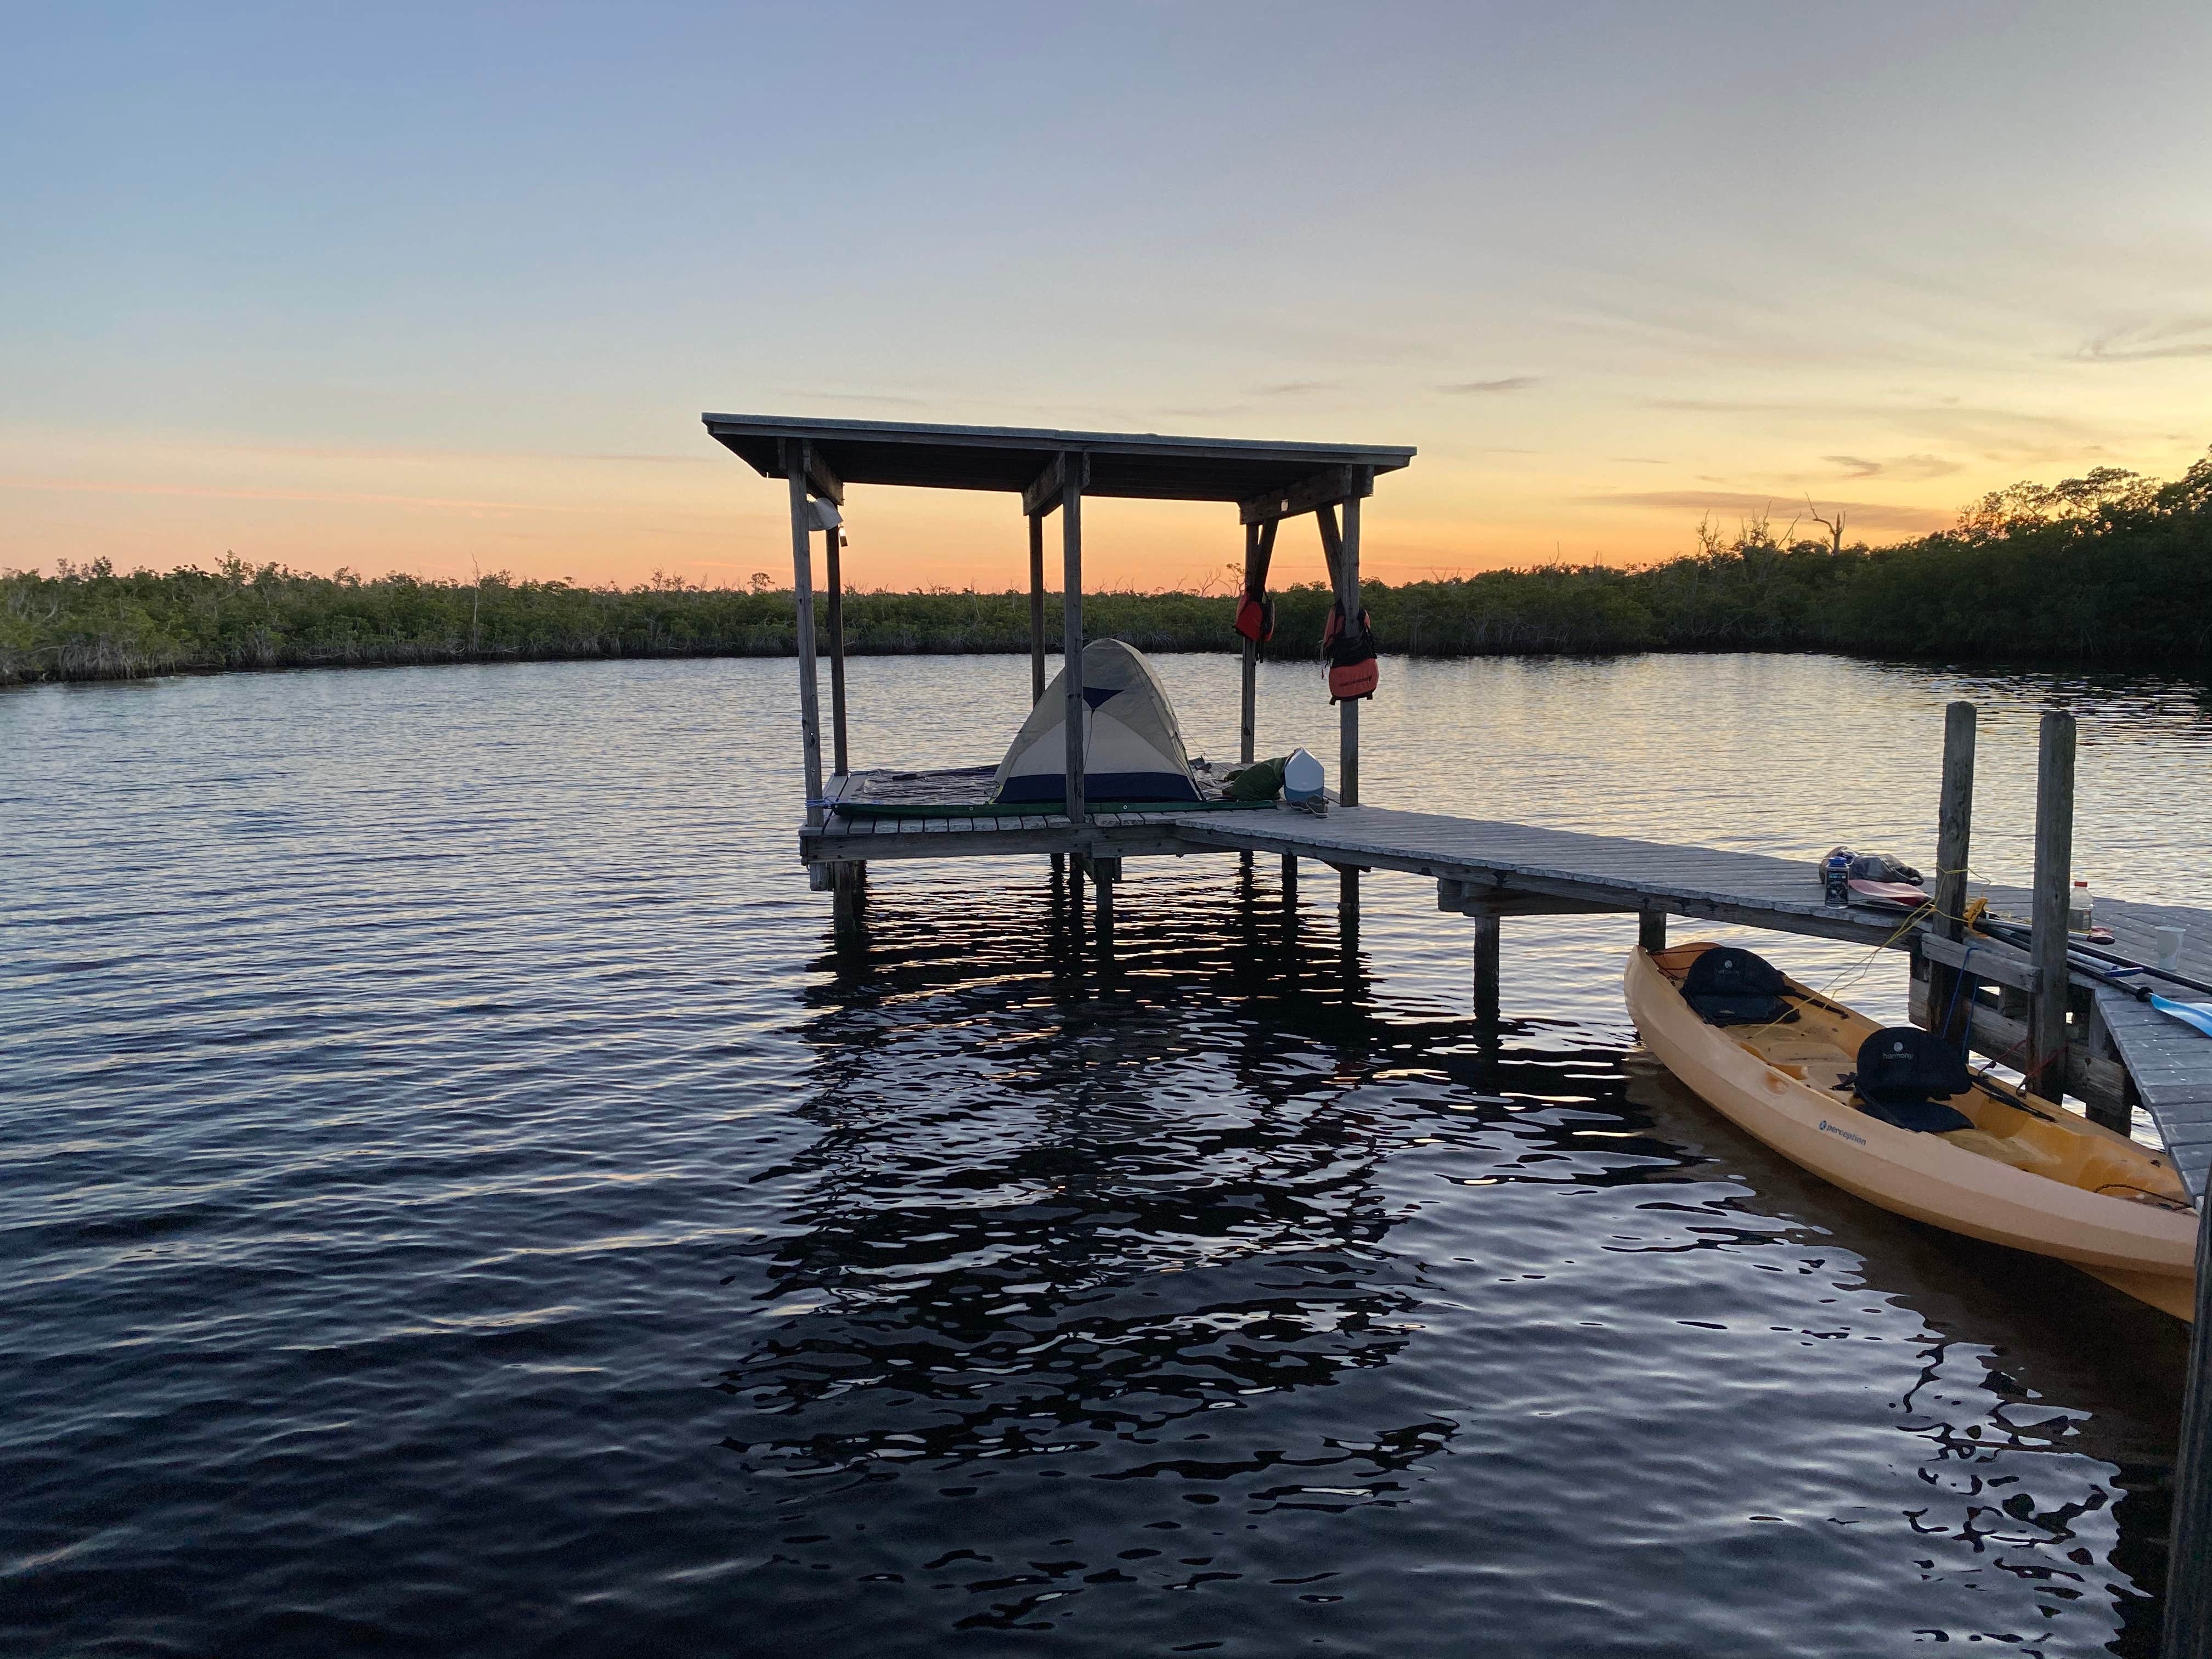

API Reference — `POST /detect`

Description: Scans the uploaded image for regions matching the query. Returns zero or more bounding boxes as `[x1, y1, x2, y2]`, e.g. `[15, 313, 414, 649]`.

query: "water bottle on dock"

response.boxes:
[2068, 878, 2094, 936]
[1821, 848, 1852, 908]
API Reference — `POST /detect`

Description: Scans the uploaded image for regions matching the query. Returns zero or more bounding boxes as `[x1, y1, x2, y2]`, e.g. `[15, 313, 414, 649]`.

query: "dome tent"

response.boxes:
[991, 639, 1202, 805]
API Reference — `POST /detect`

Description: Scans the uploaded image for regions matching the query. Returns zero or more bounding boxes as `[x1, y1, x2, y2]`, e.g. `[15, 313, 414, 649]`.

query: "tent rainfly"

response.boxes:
[992, 640, 1201, 806]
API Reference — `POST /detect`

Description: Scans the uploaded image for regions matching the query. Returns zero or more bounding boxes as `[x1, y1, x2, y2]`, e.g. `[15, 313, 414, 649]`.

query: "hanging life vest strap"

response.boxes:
[1233, 521, 1279, 646]
[1323, 602, 1378, 703]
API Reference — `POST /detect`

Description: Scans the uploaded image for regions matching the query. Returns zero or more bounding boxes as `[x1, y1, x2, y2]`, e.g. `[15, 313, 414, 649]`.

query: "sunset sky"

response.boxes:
[6, 3, 2210, 593]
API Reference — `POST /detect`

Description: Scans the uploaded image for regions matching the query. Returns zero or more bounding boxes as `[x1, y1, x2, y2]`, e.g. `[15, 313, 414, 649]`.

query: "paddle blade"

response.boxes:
[2149, 995, 2212, 1039]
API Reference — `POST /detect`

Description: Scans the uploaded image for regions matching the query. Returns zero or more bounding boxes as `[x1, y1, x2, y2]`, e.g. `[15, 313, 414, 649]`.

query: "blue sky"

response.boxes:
[5, 2, 2210, 588]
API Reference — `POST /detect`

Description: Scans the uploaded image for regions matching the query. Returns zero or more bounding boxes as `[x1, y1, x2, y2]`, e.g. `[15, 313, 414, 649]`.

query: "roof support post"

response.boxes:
[786, 445, 826, 831]
[1059, 452, 1088, 826]
[825, 520, 848, 777]
[2028, 710, 2075, 1102]
[1316, 481, 1369, 807]
[1338, 485, 1362, 808]
[1028, 511, 1047, 706]
[1239, 520, 1259, 766]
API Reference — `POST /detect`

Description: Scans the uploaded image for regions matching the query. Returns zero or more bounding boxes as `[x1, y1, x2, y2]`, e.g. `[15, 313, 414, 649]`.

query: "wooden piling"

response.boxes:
[1060, 454, 1086, 824]
[1028, 512, 1047, 707]
[1639, 911, 1667, 953]
[1282, 854, 1298, 905]
[1240, 521, 1259, 767]
[1926, 701, 1977, 1047]
[1473, 915, 1501, 1026]
[2028, 710, 2075, 1103]
[785, 448, 825, 831]
[825, 524, 849, 777]
[2166, 1211, 2212, 1657]
[1338, 487, 1363, 808]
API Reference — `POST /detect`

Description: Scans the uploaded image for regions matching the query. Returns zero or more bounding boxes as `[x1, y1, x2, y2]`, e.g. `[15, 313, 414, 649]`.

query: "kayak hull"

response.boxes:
[1626, 944, 2198, 1319]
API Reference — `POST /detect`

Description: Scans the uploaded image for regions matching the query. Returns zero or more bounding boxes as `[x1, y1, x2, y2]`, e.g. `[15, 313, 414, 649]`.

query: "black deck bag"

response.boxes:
[1680, 946, 1793, 1026]
[1853, 1026, 1973, 1133]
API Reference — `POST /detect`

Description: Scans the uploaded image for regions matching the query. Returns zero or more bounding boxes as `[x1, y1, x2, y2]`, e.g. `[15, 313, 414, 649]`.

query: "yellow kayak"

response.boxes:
[1625, 941, 2199, 1321]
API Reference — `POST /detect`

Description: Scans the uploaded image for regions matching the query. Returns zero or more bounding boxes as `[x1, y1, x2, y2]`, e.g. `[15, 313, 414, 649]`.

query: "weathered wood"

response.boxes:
[1472, 914, 1500, 1025]
[2166, 1212, 2212, 1658]
[825, 523, 849, 777]
[1239, 462, 1370, 526]
[1028, 512, 1047, 706]
[1440, 877, 1628, 918]
[1338, 485, 1364, 807]
[1239, 520, 1259, 765]
[1060, 454, 1086, 823]
[1906, 973, 2130, 1121]
[787, 449, 826, 830]
[1640, 911, 1667, 952]
[1915, 929, 2040, 993]
[1923, 701, 1977, 1045]
[2029, 711, 2076, 1102]
[801, 447, 843, 506]
[1024, 450, 1091, 518]
[1282, 853, 1298, 905]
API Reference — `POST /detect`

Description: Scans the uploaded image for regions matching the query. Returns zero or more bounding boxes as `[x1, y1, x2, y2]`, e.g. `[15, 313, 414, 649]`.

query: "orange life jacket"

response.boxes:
[1234, 593, 1275, 644]
[1323, 602, 1378, 703]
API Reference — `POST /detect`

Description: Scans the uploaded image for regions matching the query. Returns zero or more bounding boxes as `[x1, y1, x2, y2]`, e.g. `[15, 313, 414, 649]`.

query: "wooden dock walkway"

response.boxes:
[809, 777, 2212, 1198]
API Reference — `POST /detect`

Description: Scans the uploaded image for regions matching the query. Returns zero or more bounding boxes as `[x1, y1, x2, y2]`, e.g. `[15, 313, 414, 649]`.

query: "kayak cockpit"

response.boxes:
[1651, 942, 2192, 1212]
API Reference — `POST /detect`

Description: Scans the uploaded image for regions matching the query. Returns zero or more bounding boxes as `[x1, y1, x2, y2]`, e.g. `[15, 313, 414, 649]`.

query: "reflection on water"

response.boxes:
[711, 879, 2187, 1656]
[2, 651, 2205, 1656]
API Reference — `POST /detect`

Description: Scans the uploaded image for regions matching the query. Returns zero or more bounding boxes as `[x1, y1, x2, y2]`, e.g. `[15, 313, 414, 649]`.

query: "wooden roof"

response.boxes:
[701, 413, 1414, 512]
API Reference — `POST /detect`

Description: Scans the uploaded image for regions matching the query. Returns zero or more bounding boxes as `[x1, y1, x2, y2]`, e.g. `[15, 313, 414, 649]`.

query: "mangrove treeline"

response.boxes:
[5, 451, 2208, 685]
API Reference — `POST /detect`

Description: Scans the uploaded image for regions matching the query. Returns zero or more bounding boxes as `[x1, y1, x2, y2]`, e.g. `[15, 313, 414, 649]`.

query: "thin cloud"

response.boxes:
[1440, 376, 1538, 394]
[1821, 453, 1961, 482]
[1578, 489, 1952, 533]
[1247, 380, 1340, 397]
[1610, 456, 1668, 465]
[2074, 317, 2212, 362]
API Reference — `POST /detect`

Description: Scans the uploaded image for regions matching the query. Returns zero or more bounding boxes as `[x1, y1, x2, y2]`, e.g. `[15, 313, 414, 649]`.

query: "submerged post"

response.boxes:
[825, 522, 849, 777]
[2028, 710, 2075, 1102]
[1060, 453, 1087, 826]
[1473, 915, 1501, 1026]
[786, 447, 825, 830]
[1927, 701, 1978, 1046]
[1028, 511, 1047, 707]
[2166, 1211, 2212, 1657]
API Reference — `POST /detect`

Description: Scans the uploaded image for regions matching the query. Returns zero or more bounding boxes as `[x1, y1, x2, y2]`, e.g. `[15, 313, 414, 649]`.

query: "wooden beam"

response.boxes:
[1060, 453, 1086, 824]
[1926, 701, 1977, 1046]
[780, 438, 844, 505]
[1907, 969, 2129, 1120]
[1239, 463, 1370, 526]
[825, 524, 848, 776]
[1024, 450, 1091, 518]
[786, 448, 826, 831]
[2029, 711, 2076, 1101]
[1337, 481, 1365, 807]
[1239, 520, 1259, 765]
[1028, 512, 1047, 705]
[1916, 928, 2040, 993]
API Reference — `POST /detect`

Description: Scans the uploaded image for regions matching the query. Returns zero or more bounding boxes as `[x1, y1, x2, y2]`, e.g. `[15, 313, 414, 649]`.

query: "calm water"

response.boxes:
[5, 651, 2210, 1657]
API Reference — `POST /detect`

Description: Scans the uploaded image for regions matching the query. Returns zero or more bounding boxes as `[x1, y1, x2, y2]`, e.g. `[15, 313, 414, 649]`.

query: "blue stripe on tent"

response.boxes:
[996, 771, 1203, 804]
